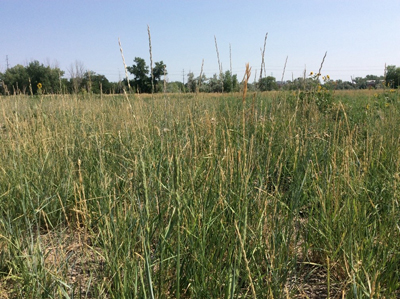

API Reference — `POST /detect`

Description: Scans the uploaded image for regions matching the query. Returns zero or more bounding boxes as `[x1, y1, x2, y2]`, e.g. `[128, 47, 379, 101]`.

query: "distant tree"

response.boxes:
[114, 80, 128, 94]
[365, 74, 382, 80]
[167, 81, 185, 93]
[1, 61, 63, 95]
[197, 74, 209, 92]
[60, 78, 70, 93]
[185, 72, 196, 93]
[386, 65, 400, 88]
[68, 60, 86, 93]
[127, 57, 150, 93]
[153, 61, 167, 92]
[325, 79, 354, 90]
[245, 82, 257, 92]
[127, 57, 166, 93]
[286, 77, 316, 90]
[81, 71, 113, 94]
[351, 77, 368, 89]
[208, 73, 222, 93]
[258, 76, 278, 91]
[26, 60, 64, 94]
[2, 64, 29, 94]
[223, 71, 239, 92]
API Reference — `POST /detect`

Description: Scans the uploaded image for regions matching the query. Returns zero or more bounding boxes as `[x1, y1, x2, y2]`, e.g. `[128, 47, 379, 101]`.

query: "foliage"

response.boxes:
[167, 81, 185, 93]
[295, 72, 335, 114]
[223, 70, 239, 92]
[0, 61, 64, 95]
[26, 60, 64, 94]
[81, 71, 113, 94]
[184, 71, 239, 93]
[324, 79, 355, 90]
[258, 75, 278, 91]
[153, 61, 167, 92]
[185, 71, 196, 93]
[126, 57, 167, 93]
[1, 64, 29, 94]
[386, 65, 400, 88]
[127, 57, 150, 93]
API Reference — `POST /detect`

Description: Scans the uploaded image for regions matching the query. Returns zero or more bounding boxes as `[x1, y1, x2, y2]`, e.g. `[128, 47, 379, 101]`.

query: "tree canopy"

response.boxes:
[386, 65, 400, 88]
[0, 61, 64, 94]
[127, 57, 167, 93]
[81, 71, 114, 94]
[258, 76, 278, 91]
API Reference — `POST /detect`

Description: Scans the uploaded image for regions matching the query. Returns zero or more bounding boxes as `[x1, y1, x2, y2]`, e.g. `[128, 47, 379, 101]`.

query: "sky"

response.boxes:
[1, 0, 399, 83]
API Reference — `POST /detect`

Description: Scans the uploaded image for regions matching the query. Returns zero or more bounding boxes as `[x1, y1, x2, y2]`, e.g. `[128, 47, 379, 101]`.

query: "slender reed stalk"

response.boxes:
[140, 153, 155, 299]
[318, 51, 328, 76]
[148, 25, 154, 95]
[281, 55, 288, 84]
[163, 65, 167, 94]
[235, 221, 256, 299]
[242, 63, 251, 103]
[242, 63, 251, 158]
[28, 78, 33, 96]
[260, 32, 268, 80]
[230, 43, 233, 91]
[214, 35, 223, 93]
[118, 37, 131, 91]
[197, 59, 204, 94]
[229, 43, 232, 75]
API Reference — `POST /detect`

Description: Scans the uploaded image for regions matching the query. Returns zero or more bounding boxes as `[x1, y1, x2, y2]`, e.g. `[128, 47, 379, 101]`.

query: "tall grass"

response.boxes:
[0, 90, 399, 298]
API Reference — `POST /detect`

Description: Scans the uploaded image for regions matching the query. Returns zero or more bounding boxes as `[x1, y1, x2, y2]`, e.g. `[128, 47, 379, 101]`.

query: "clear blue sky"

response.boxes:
[1, 0, 399, 83]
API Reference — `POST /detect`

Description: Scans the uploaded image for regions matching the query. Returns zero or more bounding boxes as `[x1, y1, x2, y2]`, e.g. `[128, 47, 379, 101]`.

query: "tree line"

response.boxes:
[0, 60, 118, 95]
[1, 59, 399, 96]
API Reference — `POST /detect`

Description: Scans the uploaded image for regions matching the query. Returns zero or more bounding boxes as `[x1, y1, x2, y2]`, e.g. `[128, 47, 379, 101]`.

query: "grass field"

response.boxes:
[0, 89, 399, 298]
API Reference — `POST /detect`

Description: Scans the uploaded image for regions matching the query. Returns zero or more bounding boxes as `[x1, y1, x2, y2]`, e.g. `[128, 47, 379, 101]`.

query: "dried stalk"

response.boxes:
[229, 43, 232, 75]
[197, 59, 204, 94]
[230, 43, 233, 92]
[163, 65, 167, 94]
[235, 221, 256, 299]
[214, 35, 223, 93]
[148, 25, 154, 94]
[242, 63, 251, 103]
[118, 37, 131, 91]
[281, 56, 288, 84]
[260, 32, 268, 80]
[318, 51, 327, 76]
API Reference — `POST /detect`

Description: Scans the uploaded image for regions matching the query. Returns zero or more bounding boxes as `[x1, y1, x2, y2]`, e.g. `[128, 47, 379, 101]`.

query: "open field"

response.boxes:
[0, 89, 399, 298]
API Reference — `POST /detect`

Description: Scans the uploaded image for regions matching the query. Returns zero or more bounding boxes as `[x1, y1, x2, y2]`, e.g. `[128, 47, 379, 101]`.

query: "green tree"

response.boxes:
[2, 64, 30, 94]
[197, 74, 209, 92]
[126, 58, 167, 93]
[258, 76, 278, 91]
[127, 57, 166, 94]
[153, 61, 167, 92]
[223, 71, 239, 92]
[185, 72, 196, 93]
[284, 77, 315, 91]
[208, 73, 222, 93]
[324, 79, 354, 90]
[386, 65, 400, 88]
[82, 71, 113, 94]
[167, 81, 185, 93]
[351, 77, 368, 89]
[127, 57, 150, 93]
[26, 60, 64, 94]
